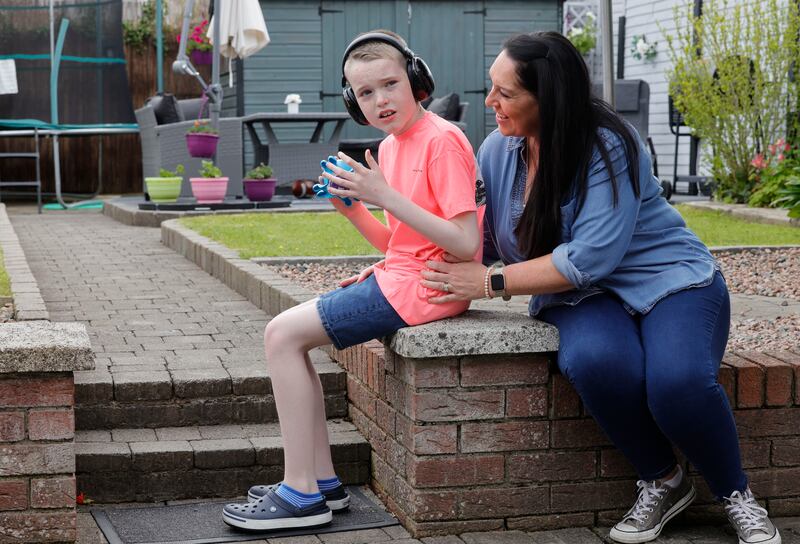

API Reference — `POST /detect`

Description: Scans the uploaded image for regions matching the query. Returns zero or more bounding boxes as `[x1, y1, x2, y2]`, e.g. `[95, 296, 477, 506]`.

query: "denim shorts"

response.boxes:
[316, 274, 408, 350]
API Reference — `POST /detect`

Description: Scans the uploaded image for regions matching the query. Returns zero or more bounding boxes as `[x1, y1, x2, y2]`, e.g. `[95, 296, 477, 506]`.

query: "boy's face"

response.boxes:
[345, 57, 420, 135]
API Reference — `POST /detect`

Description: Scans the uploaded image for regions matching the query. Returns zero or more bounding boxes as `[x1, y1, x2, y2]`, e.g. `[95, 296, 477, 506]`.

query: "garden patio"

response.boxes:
[2, 0, 800, 541]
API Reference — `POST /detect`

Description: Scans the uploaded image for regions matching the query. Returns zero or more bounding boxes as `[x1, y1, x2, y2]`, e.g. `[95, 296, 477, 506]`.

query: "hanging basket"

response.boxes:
[186, 132, 219, 158]
[190, 50, 213, 66]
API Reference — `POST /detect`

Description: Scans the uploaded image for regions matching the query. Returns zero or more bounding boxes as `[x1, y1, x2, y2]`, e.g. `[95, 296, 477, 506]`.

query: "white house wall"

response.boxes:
[608, 0, 780, 184]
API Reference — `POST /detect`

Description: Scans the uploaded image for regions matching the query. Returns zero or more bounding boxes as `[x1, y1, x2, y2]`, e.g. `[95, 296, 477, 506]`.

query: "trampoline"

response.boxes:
[0, 0, 138, 209]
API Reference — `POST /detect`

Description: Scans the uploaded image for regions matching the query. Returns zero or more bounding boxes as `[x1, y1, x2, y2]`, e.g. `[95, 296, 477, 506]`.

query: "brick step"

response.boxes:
[74, 351, 347, 430]
[75, 419, 370, 503]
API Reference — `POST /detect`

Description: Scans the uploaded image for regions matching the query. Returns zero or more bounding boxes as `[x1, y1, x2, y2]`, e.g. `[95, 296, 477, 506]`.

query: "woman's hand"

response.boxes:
[339, 260, 383, 288]
[420, 254, 488, 303]
[325, 150, 395, 209]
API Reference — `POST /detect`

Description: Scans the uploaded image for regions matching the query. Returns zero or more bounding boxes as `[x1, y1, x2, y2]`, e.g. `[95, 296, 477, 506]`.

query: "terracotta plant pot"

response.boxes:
[190, 50, 213, 65]
[186, 132, 219, 158]
[243, 178, 277, 202]
[144, 176, 182, 203]
[190, 177, 228, 204]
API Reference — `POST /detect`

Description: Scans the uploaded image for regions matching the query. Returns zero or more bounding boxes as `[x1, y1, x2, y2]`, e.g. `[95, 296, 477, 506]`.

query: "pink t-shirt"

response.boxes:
[373, 111, 480, 326]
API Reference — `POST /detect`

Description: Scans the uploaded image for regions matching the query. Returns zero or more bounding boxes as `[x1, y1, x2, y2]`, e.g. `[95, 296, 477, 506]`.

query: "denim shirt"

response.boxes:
[477, 127, 718, 317]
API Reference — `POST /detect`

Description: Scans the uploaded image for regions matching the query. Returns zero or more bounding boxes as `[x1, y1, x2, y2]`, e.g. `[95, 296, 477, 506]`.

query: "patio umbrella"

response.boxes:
[207, 0, 270, 60]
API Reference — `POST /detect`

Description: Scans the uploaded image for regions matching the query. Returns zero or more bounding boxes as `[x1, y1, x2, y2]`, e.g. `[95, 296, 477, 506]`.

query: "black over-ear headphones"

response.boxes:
[341, 32, 435, 126]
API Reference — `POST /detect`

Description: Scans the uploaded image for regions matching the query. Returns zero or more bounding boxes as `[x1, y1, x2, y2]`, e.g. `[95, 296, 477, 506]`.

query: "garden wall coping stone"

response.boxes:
[0, 321, 94, 374]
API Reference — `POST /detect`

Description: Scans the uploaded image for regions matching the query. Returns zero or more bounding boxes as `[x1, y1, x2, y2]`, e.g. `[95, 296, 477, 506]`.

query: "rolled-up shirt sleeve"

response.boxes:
[551, 135, 640, 289]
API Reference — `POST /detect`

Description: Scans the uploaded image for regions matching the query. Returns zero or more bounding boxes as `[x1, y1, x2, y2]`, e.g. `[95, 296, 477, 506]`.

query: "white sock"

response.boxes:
[661, 465, 683, 488]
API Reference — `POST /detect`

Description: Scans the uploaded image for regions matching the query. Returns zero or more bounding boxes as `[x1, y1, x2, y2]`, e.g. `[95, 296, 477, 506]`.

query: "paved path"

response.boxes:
[9, 208, 271, 375]
[9, 206, 798, 544]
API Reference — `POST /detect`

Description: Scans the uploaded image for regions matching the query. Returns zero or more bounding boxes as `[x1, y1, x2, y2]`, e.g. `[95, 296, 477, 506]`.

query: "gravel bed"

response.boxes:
[714, 247, 800, 301]
[266, 247, 799, 351]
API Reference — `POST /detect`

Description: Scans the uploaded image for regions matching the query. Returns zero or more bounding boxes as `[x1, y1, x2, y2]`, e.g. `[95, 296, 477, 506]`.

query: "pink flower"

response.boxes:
[751, 153, 767, 169]
[768, 143, 777, 155]
[777, 153, 785, 162]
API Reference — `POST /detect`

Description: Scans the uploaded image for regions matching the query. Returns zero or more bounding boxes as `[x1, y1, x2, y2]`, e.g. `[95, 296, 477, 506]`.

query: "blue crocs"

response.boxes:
[247, 483, 350, 512]
[222, 488, 332, 531]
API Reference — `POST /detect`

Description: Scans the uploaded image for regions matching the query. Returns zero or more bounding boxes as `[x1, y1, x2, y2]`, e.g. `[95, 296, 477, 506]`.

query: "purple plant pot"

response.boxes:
[190, 50, 213, 65]
[186, 132, 219, 158]
[244, 178, 277, 202]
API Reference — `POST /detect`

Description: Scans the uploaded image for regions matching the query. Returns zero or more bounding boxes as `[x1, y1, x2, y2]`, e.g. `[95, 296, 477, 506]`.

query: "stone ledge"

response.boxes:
[162, 219, 558, 357]
[0, 203, 49, 321]
[0, 322, 94, 373]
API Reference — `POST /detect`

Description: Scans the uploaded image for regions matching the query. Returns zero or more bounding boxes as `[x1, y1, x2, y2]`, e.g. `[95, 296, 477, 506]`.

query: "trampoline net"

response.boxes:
[0, 0, 135, 127]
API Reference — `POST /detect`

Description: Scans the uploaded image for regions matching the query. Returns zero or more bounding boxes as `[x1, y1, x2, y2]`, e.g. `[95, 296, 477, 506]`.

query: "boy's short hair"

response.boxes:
[343, 29, 407, 79]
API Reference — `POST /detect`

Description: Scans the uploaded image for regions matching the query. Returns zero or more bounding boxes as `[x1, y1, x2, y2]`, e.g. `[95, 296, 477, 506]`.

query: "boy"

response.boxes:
[222, 30, 480, 531]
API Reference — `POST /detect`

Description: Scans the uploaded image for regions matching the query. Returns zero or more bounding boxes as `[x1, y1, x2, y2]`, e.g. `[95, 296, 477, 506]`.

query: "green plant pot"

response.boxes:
[145, 176, 182, 203]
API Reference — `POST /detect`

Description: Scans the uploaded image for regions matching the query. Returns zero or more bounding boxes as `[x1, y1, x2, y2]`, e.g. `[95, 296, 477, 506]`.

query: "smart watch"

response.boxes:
[490, 266, 512, 301]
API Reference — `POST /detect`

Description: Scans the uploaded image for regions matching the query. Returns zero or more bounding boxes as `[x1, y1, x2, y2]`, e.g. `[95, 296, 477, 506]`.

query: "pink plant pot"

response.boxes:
[186, 133, 219, 158]
[243, 178, 277, 202]
[190, 50, 213, 65]
[190, 177, 228, 204]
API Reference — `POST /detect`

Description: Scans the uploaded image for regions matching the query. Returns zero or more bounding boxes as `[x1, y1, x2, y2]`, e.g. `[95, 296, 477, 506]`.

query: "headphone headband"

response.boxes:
[340, 32, 416, 87]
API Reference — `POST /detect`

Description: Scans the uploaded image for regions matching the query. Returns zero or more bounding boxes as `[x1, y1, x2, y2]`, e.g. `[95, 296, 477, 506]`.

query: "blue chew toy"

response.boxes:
[314, 156, 357, 206]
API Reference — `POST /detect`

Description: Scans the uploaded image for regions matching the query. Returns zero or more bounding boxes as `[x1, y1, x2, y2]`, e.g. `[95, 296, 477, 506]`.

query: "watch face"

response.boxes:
[490, 273, 505, 292]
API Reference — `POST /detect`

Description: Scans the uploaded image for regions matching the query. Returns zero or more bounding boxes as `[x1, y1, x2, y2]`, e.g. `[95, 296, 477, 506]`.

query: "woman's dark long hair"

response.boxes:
[504, 32, 640, 259]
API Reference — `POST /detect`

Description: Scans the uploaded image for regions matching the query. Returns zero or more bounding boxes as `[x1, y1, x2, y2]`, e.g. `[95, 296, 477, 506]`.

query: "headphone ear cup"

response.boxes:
[342, 87, 370, 126]
[408, 56, 435, 101]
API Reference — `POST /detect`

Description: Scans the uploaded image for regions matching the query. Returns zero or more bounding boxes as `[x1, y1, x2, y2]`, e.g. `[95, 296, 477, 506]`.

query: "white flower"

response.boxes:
[586, 11, 596, 20]
[572, 27, 584, 36]
[636, 39, 650, 56]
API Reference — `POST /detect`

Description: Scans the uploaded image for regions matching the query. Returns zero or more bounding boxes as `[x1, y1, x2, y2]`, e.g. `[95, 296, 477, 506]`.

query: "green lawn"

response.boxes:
[180, 211, 385, 259]
[675, 205, 800, 246]
[0, 248, 10, 298]
[180, 206, 800, 259]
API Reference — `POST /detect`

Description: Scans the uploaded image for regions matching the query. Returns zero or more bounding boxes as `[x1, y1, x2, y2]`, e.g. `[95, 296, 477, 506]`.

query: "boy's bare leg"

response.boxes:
[305, 352, 337, 480]
[264, 299, 332, 494]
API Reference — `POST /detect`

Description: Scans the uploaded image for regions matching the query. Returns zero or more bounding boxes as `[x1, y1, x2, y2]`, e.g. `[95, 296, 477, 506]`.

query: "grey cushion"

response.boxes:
[425, 93, 460, 121]
[145, 94, 183, 125]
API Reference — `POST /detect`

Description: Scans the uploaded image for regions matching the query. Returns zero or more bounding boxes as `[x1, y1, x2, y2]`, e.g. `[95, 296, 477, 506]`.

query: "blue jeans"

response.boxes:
[538, 272, 747, 499]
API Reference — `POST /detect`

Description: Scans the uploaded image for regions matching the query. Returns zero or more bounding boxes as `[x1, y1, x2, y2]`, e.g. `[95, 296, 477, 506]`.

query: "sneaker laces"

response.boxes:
[624, 480, 668, 524]
[724, 490, 769, 534]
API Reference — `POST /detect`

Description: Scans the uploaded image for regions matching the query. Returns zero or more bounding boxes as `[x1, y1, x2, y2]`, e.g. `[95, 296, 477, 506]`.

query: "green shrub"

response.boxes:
[665, 0, 800, 203]
[158, 164, 185, 178]
[245, 163, 274, 179]
[198, 160, 222, 178]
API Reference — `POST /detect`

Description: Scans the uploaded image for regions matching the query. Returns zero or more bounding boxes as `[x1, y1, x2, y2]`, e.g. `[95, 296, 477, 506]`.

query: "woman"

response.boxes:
[420, 32, 779, 544]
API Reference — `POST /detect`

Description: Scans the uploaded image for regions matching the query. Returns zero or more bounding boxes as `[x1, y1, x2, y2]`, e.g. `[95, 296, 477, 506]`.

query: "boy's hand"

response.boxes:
[324, 150, 394, 209]
[339, 260, 383, 287]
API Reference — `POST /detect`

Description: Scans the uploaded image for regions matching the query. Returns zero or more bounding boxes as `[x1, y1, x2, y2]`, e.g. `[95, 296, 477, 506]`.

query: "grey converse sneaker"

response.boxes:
[609, 469, 696, 543]
[724, 488, 781, 544]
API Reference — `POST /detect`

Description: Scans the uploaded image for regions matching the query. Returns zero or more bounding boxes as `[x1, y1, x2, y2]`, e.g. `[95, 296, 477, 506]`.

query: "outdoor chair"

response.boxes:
[668, 96, 711, 197]
[593, 79, 668, 198]
[135, 96, 244, 200]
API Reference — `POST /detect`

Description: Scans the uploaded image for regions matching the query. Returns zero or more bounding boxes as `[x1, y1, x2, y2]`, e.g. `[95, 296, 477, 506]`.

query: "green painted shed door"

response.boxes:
[321, 1, 485, 148]
[407, 1, 485, 148]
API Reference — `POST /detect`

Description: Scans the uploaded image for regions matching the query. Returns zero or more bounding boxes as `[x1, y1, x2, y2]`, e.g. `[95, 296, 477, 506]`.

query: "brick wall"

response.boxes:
[0, 373, 78, 543]
[331, 342, 800, 537]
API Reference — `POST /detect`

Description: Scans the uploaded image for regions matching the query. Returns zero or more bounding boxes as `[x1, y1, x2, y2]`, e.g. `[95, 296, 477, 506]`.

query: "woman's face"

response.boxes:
[486, 50, 539, 137]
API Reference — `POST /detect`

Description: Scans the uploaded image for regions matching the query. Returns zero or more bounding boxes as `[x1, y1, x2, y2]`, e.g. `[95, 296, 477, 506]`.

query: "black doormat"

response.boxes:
[91, 487, 399, 544]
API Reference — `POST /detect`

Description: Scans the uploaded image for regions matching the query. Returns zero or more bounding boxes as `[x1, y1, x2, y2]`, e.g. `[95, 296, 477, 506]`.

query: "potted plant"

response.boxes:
[145, 164, 184, 203]
[243, 163, 277, 201]
[185, 119, 219, 158]
[190, 160, 228, 204]
[177, 19, 214, 65]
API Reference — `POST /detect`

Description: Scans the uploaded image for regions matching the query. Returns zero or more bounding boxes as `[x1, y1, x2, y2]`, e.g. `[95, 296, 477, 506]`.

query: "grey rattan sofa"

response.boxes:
[135, 101, 244, 199]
